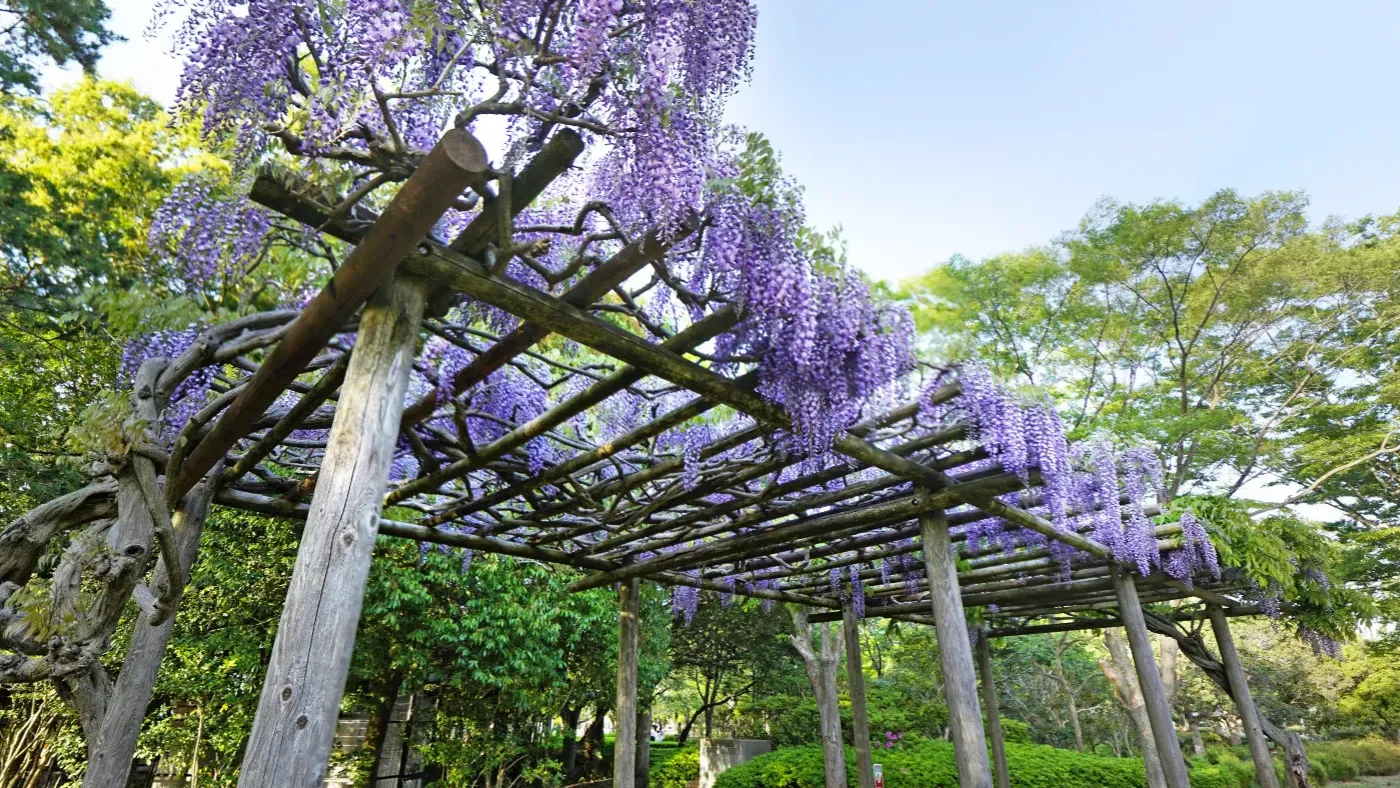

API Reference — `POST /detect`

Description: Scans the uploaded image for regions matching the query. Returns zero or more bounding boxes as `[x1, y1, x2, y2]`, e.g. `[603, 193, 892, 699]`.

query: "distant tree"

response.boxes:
[0, 0, 116, 92]
[665, 596, 794, 745]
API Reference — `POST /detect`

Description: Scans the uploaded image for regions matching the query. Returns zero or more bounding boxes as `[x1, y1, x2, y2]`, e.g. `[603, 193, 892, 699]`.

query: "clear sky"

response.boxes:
[47, 0, 1400, 285]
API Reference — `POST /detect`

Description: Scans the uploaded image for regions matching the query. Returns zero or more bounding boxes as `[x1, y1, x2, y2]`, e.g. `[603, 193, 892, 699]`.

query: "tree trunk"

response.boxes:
[81, 468, 218, 788]
[1101, 630, 1167, 788]
[560, 705, 582, 782]
[1066, 693, 1085, 753]
[1051, 639, 1085, 753]
[238, 276, 428, 787]
[675, 708, 701, 748]
[582, 709, 607, 777]
[790, 607, 847, 788]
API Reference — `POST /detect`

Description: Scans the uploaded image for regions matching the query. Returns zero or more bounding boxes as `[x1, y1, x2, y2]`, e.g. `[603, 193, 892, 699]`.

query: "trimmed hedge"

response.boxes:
[650, 746, 699, 788]
[712, 738, 1232, 788]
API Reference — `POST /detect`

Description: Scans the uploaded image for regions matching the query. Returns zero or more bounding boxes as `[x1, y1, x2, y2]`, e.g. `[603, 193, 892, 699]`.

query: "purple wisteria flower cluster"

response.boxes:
[148, 173, 274, 297]
[153, 0, 913, 462]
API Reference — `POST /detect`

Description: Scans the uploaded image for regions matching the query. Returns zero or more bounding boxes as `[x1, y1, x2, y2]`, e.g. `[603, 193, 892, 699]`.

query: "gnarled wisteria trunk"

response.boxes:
[82, 469, 219, 787]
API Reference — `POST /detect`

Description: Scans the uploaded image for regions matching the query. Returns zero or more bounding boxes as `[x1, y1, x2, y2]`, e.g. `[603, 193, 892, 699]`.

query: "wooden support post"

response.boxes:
[975, 634, 1010, 788]
[1111, 568, 1190, 788]
[636, 704, 653, 788]
[614, 578, 641, 788]
[919, 509, 993, 788]
[237, 276, 428, 787]
[842, 600, 875, 788]
[1208, 605, 1280, 788]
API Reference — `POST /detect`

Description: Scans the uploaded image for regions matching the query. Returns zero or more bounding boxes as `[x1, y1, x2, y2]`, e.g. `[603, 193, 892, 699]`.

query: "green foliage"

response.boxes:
[0, 0, 116, 92]
[650, 746, 699, 788]
[712, 737, 1234, 788]
[1306, 738, 1400, 782]
[1171, 495, 1372, 640]
[133, 509, 301, 787]
[1000, 718, 1033, 744]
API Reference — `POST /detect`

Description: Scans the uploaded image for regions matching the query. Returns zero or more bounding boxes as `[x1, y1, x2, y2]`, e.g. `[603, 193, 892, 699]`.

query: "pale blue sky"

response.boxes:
[48, 0, 1400, 282]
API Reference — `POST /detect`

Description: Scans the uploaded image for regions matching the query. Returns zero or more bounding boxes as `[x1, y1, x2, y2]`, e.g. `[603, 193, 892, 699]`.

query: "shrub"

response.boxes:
[1307, 737, 1400, 781]
[650, 746, 699, 788]
[1000, 719, 1033, 744]
[712, 736, 1233, 788]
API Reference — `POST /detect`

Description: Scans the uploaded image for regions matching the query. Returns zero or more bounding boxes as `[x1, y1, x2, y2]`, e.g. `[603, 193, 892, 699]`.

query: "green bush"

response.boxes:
[1307, 737, 1400, 781]
[650, 746, 699, 788]
[1000, 719, 1033, 745]
[712, 737, 1233, 788]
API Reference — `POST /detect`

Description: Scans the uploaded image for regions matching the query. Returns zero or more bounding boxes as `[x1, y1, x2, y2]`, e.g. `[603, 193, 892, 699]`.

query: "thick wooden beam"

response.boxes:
[984, 605, 1263, 638]
[975, 634, 1011, 788]
[920, 509, 993, 788]
[237, 275, 428, 786]
[175, 131, 487, 501]
[842, 601, 875, 788]
[1208, 605, 1280, 788]
[1111, 568, 1190, 788]
[614, 579, 641, 788]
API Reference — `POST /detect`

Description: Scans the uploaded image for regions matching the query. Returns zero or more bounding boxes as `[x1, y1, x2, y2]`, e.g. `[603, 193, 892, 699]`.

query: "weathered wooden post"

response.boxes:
[1110, 568, 1190, 788]
[636, 704, 653, 788]
[614, 578, 641, 788]
[1208, 605, 1280, 788]
[841, 599, 875, 788]
[919, 507, 993, 788]
[974, 633, 1010, 788]
[237, 275, 429, 786]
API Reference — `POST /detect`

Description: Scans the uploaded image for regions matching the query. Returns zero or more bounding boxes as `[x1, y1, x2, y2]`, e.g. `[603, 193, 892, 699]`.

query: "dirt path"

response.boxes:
[1339, 777, 1400, 788]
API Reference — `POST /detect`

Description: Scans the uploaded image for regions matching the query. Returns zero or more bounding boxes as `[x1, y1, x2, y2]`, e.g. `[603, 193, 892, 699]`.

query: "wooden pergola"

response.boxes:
[4, 127, 1283, 788]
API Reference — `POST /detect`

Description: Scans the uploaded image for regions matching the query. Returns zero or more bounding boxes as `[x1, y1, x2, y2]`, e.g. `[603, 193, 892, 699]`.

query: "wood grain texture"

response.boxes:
[1111, 568, 1190, 788]
[613, 579, 640, 788]
[82, 470, 218, 788]
[238, 276, 427, 788]
[919, 509, 992, 788]
[175, 129, 485, 501]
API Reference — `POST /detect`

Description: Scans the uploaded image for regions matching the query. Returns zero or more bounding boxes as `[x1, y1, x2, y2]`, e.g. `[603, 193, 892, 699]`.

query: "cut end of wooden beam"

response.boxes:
[439, 128, 491, 174]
